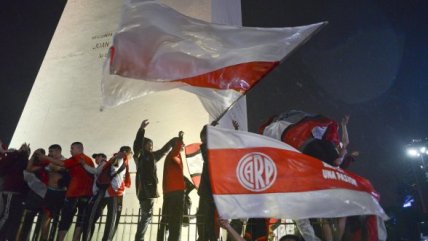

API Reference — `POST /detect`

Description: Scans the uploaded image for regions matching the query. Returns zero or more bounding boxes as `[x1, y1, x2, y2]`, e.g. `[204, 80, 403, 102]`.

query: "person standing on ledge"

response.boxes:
[157, 131, 185, 241]
[133, 120, 178, 241]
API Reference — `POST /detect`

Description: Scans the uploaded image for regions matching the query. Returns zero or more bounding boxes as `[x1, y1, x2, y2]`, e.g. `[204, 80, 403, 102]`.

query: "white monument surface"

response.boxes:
[11, 0, 243, 240]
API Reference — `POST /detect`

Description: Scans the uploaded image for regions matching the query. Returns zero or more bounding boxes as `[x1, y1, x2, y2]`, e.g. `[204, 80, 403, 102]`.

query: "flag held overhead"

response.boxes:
[206, 126, 388, 221]
[102, 1, 325, 118]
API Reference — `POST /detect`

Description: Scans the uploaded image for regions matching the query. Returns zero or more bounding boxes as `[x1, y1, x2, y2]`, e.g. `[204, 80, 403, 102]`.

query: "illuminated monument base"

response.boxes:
[11, 0, 244, 240]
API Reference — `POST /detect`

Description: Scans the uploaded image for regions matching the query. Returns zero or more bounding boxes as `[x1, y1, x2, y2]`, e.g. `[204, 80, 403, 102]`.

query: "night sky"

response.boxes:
[1, 0, 428, 209]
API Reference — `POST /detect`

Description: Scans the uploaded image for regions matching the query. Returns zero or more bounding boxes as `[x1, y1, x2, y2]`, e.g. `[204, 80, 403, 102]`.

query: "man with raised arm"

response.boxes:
[133, 120, 178, 241]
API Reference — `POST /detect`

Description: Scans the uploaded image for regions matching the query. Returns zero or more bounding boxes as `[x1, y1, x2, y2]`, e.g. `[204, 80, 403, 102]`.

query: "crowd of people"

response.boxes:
[0, 115, 365, 241]
[0, 140, 133, 241]
[0, 119, 203, 241]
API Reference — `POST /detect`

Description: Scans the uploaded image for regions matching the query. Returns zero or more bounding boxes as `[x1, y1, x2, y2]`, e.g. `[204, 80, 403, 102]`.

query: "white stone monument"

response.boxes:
[10, 0, 243, 240]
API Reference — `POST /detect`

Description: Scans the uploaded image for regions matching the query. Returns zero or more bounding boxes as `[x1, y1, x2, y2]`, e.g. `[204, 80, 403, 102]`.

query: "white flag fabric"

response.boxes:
[101, 1, 325, 118]
[207, 126, 388, 221]
[185, 143, 203, 188]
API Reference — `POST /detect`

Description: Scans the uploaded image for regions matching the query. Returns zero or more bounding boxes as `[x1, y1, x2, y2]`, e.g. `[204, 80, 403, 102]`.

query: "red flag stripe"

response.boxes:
[185, 143, 202, 157]
[191, 176, 201, 188]
[207, 126, 387, 221]
[209, 148, 377, 196]
[111, 59, 279, 92]
[174, 61, 279, 92]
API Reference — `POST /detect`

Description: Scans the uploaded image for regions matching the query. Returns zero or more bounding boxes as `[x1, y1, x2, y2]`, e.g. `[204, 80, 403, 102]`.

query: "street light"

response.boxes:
[406, 139, 428, 171]
[408, 148, 422, 157]
[406, 138, 428, 214]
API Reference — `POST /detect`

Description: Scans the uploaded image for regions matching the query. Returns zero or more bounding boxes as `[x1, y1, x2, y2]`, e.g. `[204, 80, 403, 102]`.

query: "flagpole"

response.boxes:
[213, 22, 328, 124]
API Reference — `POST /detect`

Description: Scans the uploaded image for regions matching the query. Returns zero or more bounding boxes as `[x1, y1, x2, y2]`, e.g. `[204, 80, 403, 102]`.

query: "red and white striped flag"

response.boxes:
[101, 1, 324, 118]
[207, 126, 388, 221]
[185, 143, 203, 188]
[259, 110, 339, 149]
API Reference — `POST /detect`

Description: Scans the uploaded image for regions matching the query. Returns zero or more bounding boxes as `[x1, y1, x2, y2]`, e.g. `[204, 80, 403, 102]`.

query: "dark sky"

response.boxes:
[0, 0, 67, 144]
[1, 0, 428, 208]
[243, 0, 428, 208]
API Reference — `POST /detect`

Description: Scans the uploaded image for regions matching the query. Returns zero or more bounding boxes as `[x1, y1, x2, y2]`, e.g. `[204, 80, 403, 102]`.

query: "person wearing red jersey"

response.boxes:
[157, 131, 184, 241]
[40, 142, 94, 241]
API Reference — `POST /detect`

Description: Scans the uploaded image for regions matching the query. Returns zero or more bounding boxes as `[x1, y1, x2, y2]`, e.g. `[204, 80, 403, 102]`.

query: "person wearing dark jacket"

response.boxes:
[196, 125, 218, 241]
[133, 119, 177, 241]
[0, 143, 30, 241]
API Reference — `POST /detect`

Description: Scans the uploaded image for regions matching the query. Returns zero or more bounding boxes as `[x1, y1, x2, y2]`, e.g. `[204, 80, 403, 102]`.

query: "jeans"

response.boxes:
[83, 194, 123, 241]
[135, 198, 155, 241]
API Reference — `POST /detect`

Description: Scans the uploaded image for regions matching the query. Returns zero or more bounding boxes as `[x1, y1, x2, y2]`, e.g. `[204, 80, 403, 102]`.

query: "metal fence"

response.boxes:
[93, 208, 201, 241]
[27, 208, 300, 241]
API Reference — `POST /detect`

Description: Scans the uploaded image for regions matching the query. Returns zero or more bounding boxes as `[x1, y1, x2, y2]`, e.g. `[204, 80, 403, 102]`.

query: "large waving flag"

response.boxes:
[101, 1, 325, 118]
[207, 126, 388, 221]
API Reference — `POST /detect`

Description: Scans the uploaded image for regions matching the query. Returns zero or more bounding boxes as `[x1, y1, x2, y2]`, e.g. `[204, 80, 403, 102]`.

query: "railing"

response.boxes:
[28, 209, 300, 241]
